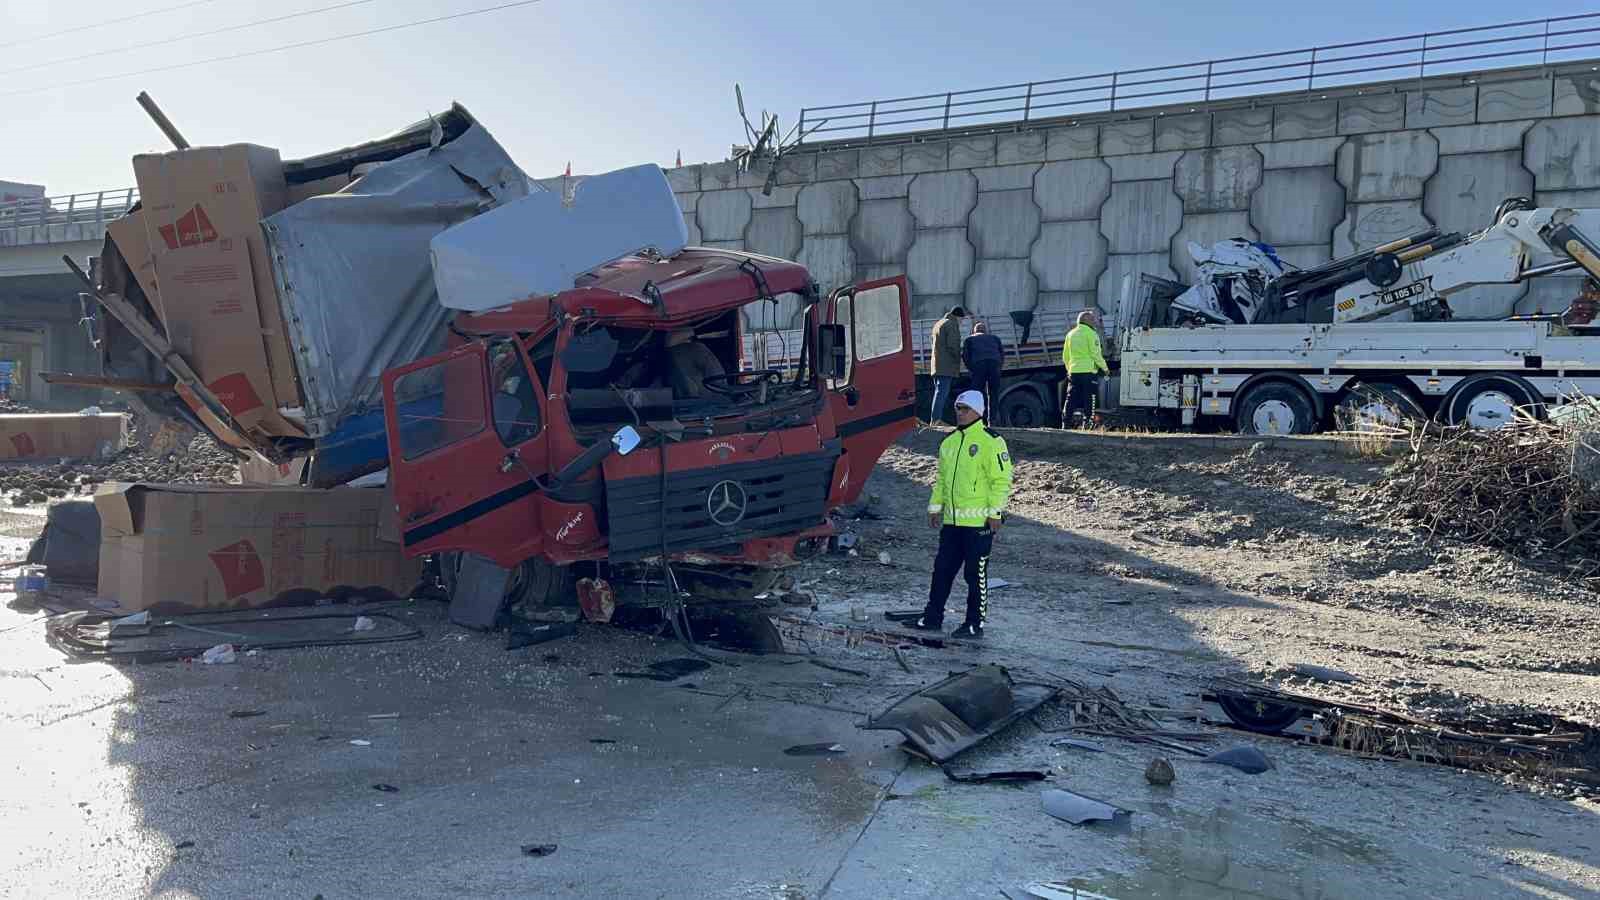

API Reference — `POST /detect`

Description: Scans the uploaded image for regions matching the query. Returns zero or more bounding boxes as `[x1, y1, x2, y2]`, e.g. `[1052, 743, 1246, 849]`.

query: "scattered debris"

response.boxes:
[173, 840, 195, 851]
[201, 644, 236, 665]
[576, 577, 616, 624]
[1290, 663, 1359, 684]
[47, 609, 423, 662]
[943, 768, 1049, 784]
[351, 616, 376, 632]
[882, 610, 922, 623]
[1201, 745, 1275, 775]
[228, 710, 267, 719]
[520, 843, 558, 857]
[1022, 882, 1118, 900]
[864, 665, 1059, 763]
[989, 577, 1016, 589]
[590, 738, 618, 745]
[1049, 738, 1104, 753]
[505, 621, 577, 651]
[808, 659, 869, 678]
[1208, 679, 1598, 786]
[349, 740, 371, 747]
[892, 646, 914, 674]
[367, 713, 400, 720]
[1040, 788, 1129, 826]
[877, 551, 892, 565]
[647, 658, 710, 679]
[372, 784, 399, 793]
[783, 742, 846, 756]
[1144, 757, 1176, 785]
[779, 614, 946, 650]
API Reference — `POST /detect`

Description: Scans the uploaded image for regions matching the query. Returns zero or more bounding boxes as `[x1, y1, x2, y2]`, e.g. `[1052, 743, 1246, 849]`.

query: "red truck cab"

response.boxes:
[380, 248, 914, 609]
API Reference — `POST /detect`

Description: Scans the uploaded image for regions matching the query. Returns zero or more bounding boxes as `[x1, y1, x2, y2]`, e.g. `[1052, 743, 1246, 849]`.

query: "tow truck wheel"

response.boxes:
[1445, 375, 1542, 429]
[1335, 383, 1420, 431]
[1234, 381, 1316, 436]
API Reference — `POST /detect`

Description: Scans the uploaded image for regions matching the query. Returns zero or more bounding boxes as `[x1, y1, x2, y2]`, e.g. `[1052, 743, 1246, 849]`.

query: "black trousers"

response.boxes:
[968, 361, 1002, 424]
[1063, 373, 1100, 425]
[923, 524, 994, 627]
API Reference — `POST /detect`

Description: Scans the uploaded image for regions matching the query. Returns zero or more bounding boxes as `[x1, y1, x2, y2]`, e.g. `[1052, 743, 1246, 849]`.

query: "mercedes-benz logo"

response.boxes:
[706, 480, 748, 526]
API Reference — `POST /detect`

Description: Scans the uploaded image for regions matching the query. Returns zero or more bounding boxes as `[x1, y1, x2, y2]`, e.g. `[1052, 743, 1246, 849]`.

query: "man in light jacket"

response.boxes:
[928, 306, 966, 425]
[1061, 310, 1109, 428]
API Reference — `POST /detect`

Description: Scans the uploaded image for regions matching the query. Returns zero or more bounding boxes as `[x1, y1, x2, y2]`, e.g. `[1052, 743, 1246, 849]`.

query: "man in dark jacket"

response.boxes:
[928, 306, 966, 425]
[962, 320, 1004, 424]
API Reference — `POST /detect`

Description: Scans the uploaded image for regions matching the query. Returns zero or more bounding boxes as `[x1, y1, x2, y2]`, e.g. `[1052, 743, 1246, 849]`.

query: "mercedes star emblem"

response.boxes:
[706, 480, 748, 526]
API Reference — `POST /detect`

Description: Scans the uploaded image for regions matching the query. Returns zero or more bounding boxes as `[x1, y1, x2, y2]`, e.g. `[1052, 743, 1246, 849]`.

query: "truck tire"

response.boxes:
[997, 387, 1048, 428]
[1234, 381, 1316, 436]
[1445, 375, 1542, 429]
[1334, 383, 1421, 430]
[439, 553, 575, 609]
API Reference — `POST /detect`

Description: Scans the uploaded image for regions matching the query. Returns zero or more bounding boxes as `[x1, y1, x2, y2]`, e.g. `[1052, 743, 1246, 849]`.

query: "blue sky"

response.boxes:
[4, 0, 1582, 193]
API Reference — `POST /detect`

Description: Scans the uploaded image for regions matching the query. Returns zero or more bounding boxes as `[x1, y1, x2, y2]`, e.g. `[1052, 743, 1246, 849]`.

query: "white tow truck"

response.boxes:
[1114, 199, 1600, 434]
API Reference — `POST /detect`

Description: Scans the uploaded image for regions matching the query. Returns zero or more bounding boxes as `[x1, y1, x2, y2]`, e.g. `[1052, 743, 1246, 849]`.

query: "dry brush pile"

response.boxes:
[1373, 409, 1600, 580]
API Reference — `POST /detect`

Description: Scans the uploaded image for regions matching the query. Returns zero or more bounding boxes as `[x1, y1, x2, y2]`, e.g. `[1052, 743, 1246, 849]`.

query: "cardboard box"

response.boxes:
[107, 211, 163, 320]
[133, 145, 301, 408]
[94, 483, 422, 613]
[238, 452, 308, 485]
[154, 235, 300, 437]
[0, 414, 127, 460]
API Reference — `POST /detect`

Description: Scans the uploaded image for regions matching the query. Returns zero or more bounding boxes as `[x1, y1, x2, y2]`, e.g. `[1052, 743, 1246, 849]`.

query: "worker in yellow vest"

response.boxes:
[1061, 310, 1109, 428]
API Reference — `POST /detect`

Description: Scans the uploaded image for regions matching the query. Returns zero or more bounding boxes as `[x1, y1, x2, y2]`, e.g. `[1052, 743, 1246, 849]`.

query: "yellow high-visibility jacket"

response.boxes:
[1062, 323, 1109, 375]
[928, 423, 1013, 527]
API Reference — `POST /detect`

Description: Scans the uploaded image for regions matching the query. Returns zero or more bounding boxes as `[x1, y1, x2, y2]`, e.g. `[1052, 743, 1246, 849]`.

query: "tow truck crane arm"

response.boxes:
[1333, 202, 1600, 324]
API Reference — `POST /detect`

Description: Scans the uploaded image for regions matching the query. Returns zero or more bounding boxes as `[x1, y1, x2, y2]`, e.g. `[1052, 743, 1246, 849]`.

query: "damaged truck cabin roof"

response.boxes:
[452, 249, 816, 334]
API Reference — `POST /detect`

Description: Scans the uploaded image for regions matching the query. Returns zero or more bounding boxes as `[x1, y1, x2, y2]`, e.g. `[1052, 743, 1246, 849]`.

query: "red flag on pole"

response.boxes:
[564, 161, 572, 177]
[675, 150, 682, 167]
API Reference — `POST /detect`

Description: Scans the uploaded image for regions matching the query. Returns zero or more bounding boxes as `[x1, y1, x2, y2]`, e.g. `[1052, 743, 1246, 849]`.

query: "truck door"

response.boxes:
[380, 337, 548, 567]
[825, 275, 916, 504]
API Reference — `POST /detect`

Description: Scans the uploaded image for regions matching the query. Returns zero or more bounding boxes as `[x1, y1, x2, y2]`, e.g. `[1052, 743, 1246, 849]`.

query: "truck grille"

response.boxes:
[605, 448, 839, 562]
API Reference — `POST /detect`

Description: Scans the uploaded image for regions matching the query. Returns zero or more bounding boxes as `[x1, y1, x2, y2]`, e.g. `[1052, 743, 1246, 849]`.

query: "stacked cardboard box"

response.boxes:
[0, 413, 127, 460]
[120, 145, 305, 440]
[94, 483, 420, 613]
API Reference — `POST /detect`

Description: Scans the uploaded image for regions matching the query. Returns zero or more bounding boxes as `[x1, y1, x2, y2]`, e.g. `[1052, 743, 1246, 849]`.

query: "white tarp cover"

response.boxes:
[262, 117, 533, 438]
[430, 164, 688, 312]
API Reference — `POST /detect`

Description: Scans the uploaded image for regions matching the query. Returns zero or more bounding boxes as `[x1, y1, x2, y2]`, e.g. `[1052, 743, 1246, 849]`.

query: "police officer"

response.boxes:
[914, 389, 1013, 639]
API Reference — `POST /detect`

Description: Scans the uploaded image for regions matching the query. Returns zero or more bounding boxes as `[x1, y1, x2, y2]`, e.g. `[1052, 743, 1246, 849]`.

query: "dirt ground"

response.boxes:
[859, 429, 1600, 734]
[3, 429, 1599, 898]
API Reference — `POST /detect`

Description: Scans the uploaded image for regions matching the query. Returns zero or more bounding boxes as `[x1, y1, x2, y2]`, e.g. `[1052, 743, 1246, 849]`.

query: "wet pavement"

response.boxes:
[2, 503, 1599, 898]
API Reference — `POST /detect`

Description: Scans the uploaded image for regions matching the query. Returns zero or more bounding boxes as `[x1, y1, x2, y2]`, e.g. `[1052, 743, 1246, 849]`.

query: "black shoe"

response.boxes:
[950, 623, 984, 639]
[907, 617, 943, 631]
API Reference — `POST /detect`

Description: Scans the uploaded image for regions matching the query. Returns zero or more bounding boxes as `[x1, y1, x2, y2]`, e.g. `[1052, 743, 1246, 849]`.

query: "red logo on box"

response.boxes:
[208, 373, 264, 416]
[156, 204, 219, 250]
[209, 540, 265, 598]
[9, 433, 35, 457]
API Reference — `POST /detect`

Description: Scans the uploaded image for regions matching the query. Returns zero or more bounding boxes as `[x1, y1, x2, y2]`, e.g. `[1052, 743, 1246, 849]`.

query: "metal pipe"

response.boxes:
[136, 90, 190, 149]
[1519, 259, 1581, 280]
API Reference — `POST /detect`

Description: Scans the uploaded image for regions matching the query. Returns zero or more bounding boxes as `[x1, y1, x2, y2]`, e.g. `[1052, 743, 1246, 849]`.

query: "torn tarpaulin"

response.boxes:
[863, 664, 1058, 763]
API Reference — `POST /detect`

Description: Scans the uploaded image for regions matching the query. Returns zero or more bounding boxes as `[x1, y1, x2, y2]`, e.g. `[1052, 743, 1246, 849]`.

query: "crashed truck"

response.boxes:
[1112, 198, 1600, 434]
[86, 103, 917, 611]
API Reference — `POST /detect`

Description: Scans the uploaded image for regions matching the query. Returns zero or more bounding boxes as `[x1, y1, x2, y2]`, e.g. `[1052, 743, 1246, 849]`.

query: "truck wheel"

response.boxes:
[1334, 383, 1419, 431]
[997, 388, 1048, 428]
[1445, 375, 1541, 429]
[1234, 382, 1316, 435]
[439, 553, 573, 608]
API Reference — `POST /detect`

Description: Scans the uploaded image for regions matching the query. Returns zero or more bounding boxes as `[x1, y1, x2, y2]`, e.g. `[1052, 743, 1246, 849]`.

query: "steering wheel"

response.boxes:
[701, 369, 783, 397]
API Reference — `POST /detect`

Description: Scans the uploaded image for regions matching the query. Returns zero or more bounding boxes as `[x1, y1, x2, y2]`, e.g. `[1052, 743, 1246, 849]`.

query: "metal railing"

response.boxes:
[797, 13, 1600, 144]
[0, 188, 139, 242]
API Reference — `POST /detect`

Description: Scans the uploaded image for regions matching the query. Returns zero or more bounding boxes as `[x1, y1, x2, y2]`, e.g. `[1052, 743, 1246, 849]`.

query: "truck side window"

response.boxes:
[489, 339, 541, 446]
[832, 284, 904, 387]
[394, 352, 487, 460]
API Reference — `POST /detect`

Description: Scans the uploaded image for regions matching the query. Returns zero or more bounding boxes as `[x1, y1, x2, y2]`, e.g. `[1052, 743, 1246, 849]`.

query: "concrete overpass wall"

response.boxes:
[667, 64, 1600, 330]
[0, 272, 102, 409]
